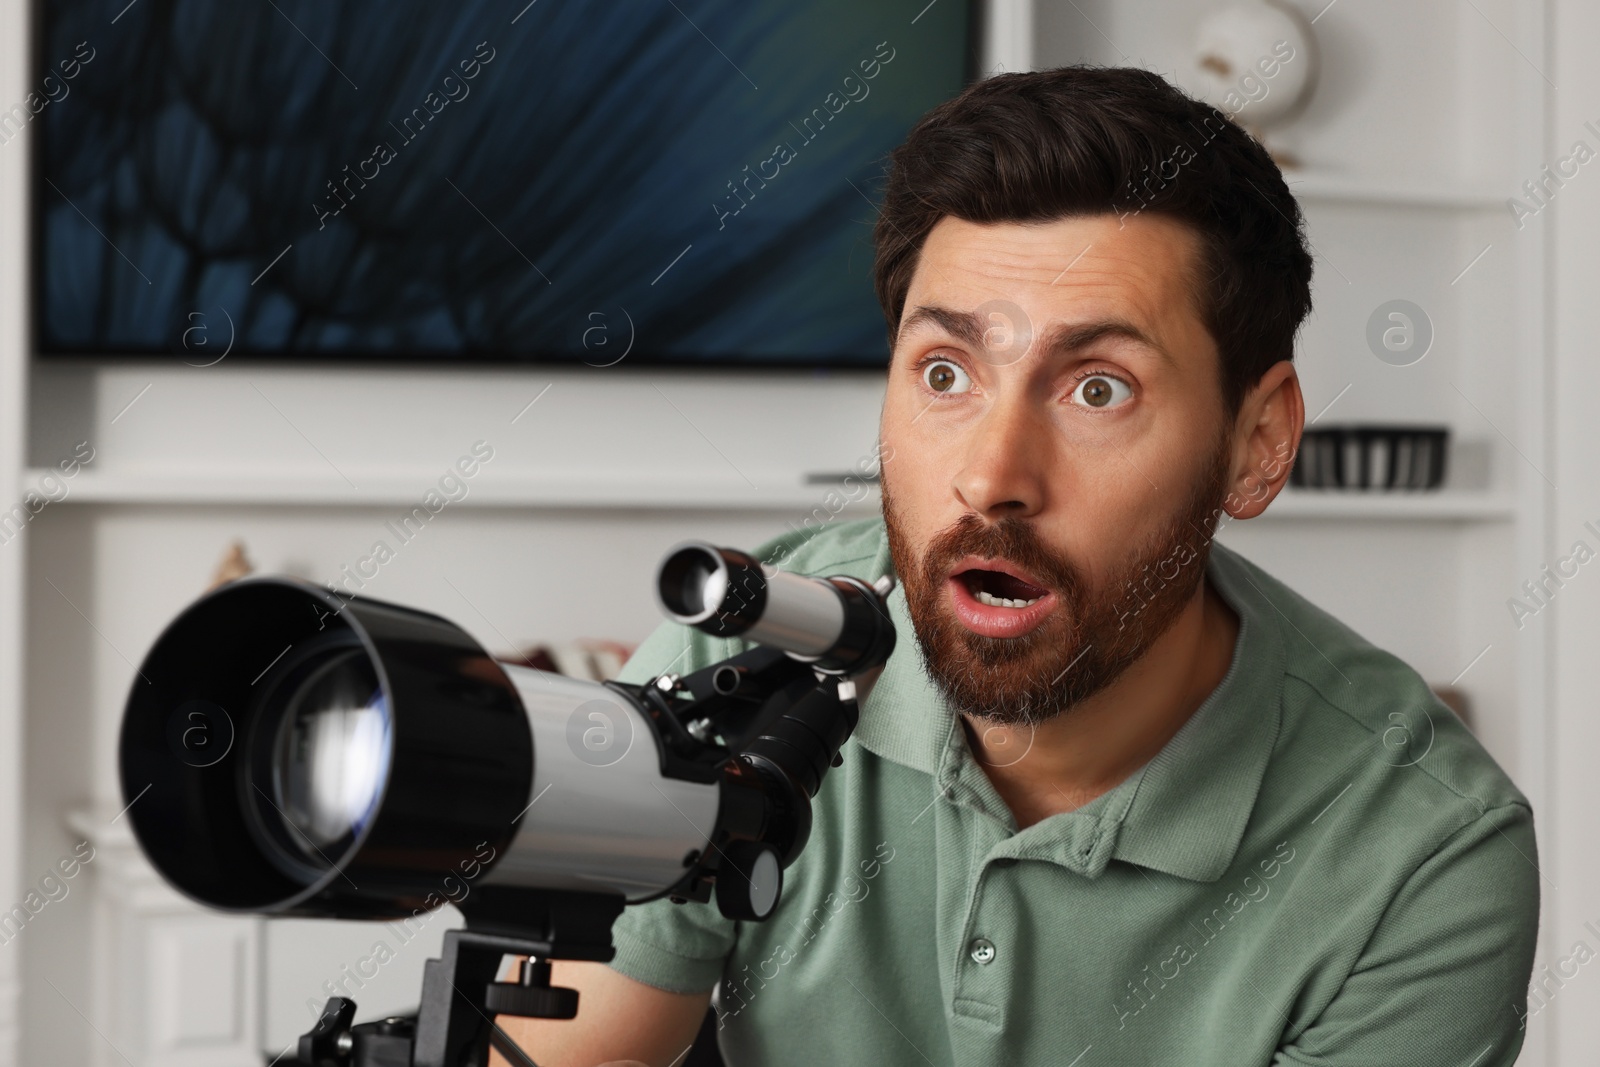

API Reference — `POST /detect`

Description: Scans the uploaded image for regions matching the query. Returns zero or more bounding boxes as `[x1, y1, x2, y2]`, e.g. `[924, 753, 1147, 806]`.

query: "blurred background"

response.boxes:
[0, 0, 1596, 1064]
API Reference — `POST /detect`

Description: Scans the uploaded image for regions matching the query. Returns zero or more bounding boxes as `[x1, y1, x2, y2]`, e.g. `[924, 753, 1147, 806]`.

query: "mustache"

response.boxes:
[920, 513, 1084, 600]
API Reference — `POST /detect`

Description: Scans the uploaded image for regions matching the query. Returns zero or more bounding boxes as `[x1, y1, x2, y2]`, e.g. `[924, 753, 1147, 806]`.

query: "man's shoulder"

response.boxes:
[1211, 542, 1529, 818]
[1212, 548, 1539, 1061]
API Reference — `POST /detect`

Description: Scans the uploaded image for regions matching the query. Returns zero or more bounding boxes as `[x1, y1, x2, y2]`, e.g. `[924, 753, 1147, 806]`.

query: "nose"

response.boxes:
[951, 395, 1048, 520]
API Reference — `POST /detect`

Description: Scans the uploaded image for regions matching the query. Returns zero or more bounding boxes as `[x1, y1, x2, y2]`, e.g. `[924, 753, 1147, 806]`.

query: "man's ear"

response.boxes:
[1223, 361, 1303, 521]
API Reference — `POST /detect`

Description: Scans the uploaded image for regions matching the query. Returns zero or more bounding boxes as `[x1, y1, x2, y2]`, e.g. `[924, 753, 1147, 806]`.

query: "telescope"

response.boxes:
[117, 542, 895, 1067]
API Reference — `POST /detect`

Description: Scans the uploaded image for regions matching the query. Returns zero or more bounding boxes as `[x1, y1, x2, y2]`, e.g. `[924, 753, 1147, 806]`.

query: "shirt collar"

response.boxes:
[852, 532, 1286, 884]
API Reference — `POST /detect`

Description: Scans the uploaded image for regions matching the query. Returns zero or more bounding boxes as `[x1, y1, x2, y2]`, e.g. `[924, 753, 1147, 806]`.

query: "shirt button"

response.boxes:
[968, 938, 996, 965]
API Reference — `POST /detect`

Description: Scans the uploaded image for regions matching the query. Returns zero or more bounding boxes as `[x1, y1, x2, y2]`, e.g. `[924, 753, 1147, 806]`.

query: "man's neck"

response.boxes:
[960, 574, 1241, 831]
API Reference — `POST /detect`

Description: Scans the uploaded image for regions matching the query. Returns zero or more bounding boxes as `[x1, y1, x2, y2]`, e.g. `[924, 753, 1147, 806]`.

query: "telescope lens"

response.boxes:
[686, 565, 727, 616]
[659, 547, 727, 619]
[262, 647, 391, 868]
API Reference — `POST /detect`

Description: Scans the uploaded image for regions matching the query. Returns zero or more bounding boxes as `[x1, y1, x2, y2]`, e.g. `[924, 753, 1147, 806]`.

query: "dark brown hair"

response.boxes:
[872, 65, 1314, 414]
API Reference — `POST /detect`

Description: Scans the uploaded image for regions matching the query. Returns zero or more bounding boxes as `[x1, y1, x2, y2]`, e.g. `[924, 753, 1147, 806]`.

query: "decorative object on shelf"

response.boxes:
[1191, 0, 1319, 167]
[502, 639, 637, 682]
[1289, 425, 1450, 491]
[1430, 685, 1473, 732]
[205, 540, 255, 590]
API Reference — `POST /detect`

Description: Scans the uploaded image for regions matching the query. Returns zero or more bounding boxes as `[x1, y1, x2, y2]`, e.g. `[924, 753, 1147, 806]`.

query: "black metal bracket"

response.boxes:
[297, 889, 625, 1067]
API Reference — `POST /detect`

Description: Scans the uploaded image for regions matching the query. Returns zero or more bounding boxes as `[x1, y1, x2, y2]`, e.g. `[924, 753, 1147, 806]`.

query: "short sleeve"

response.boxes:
[605, 616, 744, 994]
[1273, 802, 1541, 1066]
[607, 893, 738, 995]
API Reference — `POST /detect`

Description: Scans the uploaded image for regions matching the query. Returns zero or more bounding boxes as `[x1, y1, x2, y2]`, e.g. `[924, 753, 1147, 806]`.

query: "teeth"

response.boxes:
[975, 589, 1040, 609]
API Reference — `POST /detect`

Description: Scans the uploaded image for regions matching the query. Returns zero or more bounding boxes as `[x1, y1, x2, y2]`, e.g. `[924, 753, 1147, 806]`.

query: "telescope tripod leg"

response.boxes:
[486, 1021, 542, 1067]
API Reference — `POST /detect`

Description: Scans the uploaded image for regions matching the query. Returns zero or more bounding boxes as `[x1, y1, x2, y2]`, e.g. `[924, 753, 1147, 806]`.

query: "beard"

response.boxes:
[881, 435, 1233, 727]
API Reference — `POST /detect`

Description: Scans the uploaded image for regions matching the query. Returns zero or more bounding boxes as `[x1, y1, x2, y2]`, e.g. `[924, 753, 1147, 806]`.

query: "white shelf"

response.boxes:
[30, 468, 1515, 521]
[1284, 171, 1504, 209]
[1265, 488, 1516, 521]
[29, 468, 882, 511]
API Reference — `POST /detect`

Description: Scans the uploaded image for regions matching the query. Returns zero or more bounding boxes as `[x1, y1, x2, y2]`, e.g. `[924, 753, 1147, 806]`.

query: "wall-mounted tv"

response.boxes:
[34, 0, 977, 366]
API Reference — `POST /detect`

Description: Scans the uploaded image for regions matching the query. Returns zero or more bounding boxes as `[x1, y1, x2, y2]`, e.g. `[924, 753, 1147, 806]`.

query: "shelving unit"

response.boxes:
[0, 1, 1564, 1065]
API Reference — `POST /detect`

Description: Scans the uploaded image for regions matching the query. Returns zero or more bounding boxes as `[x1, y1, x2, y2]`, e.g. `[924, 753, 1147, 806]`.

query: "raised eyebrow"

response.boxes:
[897, 306, 1169, 366]
[895, 305, 985, 350]
[1040, 320, 1169, 363]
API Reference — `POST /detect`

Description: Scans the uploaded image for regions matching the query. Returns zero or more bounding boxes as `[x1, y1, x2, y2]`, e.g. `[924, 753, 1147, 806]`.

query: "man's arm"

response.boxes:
[1273, 802, 1541, 1066]
[490, 960, 711, 1067]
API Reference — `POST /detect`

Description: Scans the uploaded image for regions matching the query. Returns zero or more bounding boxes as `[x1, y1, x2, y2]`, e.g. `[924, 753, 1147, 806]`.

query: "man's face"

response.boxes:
[880, 213, 1235, 725]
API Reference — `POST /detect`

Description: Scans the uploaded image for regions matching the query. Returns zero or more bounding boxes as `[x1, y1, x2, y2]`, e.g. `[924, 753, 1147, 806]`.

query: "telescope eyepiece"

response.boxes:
[655, 542, 894, 673]
[656, 543, 761, 624]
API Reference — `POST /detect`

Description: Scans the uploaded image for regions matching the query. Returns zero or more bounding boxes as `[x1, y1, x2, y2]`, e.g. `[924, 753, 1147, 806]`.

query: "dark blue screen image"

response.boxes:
[37, 0, 973, 364]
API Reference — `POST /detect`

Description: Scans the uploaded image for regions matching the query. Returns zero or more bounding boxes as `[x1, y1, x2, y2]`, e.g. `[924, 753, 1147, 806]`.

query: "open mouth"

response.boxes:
[958, 567, 1050, 609]
[944, 557, 1057, 638]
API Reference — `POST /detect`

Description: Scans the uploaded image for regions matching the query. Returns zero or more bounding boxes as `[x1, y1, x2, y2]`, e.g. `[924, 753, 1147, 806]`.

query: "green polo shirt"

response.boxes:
[606, 517, 1539, 1066]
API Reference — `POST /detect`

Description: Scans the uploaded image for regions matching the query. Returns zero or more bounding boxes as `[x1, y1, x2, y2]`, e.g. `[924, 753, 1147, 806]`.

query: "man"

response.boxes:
[498, 66, 1539, 1067]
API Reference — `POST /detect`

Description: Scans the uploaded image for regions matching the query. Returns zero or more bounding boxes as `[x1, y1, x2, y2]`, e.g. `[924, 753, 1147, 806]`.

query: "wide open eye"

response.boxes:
[1070, 374, 1133, 409]
[923, 360, 972, 395]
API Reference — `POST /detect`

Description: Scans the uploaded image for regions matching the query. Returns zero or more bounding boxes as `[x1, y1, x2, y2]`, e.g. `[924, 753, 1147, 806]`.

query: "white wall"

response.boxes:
[0, 0, 29, 1054]
[1549, 0, 1600, 1058]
